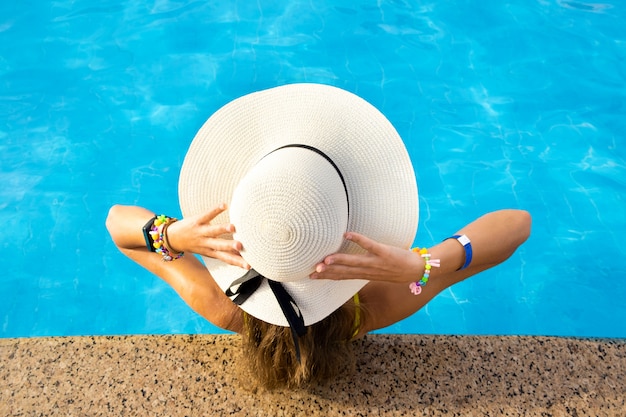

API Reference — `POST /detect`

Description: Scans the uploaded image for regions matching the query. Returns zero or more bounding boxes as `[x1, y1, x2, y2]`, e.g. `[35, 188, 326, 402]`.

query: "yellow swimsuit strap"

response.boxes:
[350, 292, 361, 340]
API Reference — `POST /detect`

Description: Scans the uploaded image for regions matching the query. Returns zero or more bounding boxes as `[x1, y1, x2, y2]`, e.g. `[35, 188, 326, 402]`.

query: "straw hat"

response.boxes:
[179, 83, 418, 329]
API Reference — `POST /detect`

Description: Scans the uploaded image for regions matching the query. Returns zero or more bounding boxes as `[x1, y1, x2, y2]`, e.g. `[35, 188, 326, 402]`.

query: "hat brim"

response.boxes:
[179, 83, 418, 327]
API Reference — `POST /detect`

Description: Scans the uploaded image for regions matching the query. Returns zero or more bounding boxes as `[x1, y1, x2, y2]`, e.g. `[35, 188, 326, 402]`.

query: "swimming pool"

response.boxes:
[2, 0, 625, 338]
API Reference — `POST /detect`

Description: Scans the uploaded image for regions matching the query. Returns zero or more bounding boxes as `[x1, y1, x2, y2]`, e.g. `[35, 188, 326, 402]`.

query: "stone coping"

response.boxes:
[1, 334, 624, 416]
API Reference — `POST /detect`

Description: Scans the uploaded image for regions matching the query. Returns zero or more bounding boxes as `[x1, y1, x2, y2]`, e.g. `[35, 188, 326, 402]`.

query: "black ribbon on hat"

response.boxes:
[267, 144, 349, 217]
[226, 269, 308, 362]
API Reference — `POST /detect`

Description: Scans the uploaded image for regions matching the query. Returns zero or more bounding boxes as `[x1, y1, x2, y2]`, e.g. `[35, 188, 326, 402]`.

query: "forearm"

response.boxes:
[428, 209, 531, 286]
[106, 204, 248, 270]
[455, 209, 531, 266]
[311, 209, 530, 286]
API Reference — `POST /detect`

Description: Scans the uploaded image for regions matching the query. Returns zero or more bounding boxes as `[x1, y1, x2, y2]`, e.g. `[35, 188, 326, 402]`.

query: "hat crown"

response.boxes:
[230, 146, 349, 282]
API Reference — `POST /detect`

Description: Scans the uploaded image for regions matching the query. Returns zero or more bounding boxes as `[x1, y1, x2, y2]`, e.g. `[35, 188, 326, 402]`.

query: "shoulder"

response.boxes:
[357, 276, 452, 333]
[172, 260, 244, 333]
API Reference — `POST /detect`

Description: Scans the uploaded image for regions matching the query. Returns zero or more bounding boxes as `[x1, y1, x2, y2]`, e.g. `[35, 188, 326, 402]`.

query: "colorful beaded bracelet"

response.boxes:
[409, 248, 440, 295]
[161, 220, 183, 258]
[150, 214, 184, 262]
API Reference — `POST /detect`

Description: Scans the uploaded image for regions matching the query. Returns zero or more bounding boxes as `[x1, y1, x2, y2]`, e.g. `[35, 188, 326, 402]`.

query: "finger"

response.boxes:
[206, 223, 236, 237]
[203, 238, 243, 253]
[322, 252, 376, 268]
[311, 263, 382, 281]
[212, 251, 250, 270]
[199, 203, 228, 223]
[197, 245, 246, 264]
[345, 232, 382, 254]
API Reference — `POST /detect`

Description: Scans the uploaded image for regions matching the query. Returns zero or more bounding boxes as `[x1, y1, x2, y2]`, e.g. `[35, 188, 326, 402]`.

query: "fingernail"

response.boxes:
[316, 264, 326, 273]
[345, 233, 353, 240]
[310, 273, 318, 279]
[325, 258, 334, 265]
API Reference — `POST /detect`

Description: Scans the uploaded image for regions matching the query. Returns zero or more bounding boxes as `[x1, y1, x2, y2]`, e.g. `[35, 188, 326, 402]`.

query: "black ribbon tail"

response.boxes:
[267, 280, 307, 363]
[226, 269, 308, 363]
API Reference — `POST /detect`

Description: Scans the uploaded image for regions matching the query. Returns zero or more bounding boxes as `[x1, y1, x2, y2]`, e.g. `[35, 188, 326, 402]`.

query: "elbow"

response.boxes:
[512, 209, 532, 247]
[493, 210, 531, 265]
[105, 205, 124, 246]
[520, 210, 532, 243]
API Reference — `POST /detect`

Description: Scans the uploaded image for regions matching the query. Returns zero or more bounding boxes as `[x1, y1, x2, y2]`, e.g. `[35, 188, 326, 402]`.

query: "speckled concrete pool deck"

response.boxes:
[1, 335, 624, 416]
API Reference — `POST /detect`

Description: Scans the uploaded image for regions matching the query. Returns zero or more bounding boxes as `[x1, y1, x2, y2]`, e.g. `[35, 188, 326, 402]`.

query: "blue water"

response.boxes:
[2, 0, 625, 338]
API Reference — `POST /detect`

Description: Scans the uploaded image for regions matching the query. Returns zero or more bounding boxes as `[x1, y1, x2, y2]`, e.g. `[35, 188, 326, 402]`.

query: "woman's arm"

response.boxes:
[105, 204, 247, 332]
[311, 209, 531, 333]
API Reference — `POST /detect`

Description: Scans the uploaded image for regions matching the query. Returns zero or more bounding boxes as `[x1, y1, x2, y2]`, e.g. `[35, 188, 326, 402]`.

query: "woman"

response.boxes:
[106, 84, 530, 389]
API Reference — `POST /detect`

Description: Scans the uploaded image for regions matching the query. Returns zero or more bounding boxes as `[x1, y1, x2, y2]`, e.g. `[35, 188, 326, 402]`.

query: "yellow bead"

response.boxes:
[419, 248, 428, 255]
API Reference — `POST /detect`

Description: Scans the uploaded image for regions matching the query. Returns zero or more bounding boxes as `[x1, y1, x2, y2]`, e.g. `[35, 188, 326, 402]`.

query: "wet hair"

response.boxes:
[237, 297, 361, 391]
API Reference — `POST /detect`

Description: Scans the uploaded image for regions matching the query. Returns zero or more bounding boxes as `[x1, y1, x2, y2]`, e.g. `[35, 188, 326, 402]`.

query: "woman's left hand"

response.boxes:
[309, 232, 422, 283]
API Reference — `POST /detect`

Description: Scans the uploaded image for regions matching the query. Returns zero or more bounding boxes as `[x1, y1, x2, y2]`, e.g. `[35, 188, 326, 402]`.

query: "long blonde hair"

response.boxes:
[238, 297, 361, 390]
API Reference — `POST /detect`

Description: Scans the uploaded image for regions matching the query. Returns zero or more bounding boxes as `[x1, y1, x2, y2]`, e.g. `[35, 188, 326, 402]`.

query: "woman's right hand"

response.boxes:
[166, 204, 250, 270]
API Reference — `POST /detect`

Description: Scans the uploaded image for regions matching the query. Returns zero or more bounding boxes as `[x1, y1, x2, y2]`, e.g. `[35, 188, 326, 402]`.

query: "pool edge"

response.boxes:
[1, 334, 624, 415]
